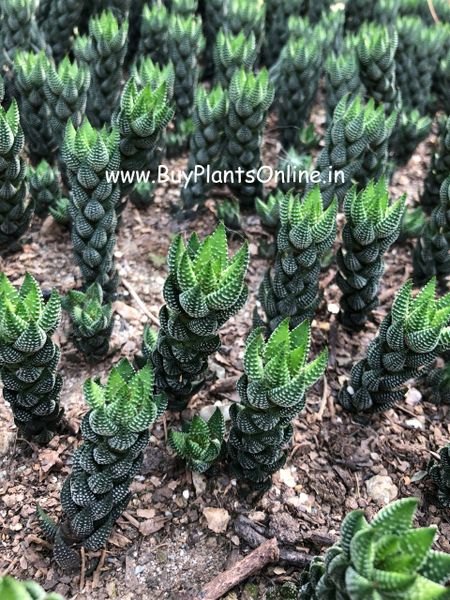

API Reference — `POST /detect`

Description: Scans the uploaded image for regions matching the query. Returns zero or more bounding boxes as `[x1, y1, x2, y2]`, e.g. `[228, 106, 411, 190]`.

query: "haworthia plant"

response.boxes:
[256, 189, 338, 332]
[0, 100, 33, 251]
[223, 0, 265, 49]
[0, 576, 64, 600]
[0, 273, 63, 444]
[169, 408, 225, 472]
[0, 0, 45, 69]
[134, 323, 156, 369]
[152, 223, 249, 411]
[138, 3, 169, 66]
[49, 197, 71, 228]
[228, 319, 328, 490]
[216, 199, 241, 230]
[429, 443, 450, 508]
[62, 119, 120, 300]
[129, 181, 155, 210]
[276, 149, 313, 196]
[339, 278, 450, 414]
[171, 0, 198, 15]
[29, 160, 62, 219]
[391, 109, 433, 166]
[38, 360, 167, 570]
[213, 30, 258, 90]
[337, 180, 406, 331]
[63, 283, 113, 362]
[436, 52, 450, 113]
[422, 117, 450, 215]
[299, 497, 450, 599]
[426, 358, 450, 405]
[263, 0, 304, 67]
[43, 0, 84, 63]
[324, 50, 361, 122]
[202, 0, 224, 75]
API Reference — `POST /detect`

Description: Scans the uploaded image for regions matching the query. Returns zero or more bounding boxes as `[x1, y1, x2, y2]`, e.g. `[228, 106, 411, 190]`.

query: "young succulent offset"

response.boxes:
[169, 408, 225, 472]
[0, 274, 63, 444]
[138, 3, 169, 66]
[152, 223, 249, 411]
[339, 278, 450, 415]
[228, 319, 328, 490]
[43, 0, 84, 63]
[324, 51, 361, 122]
[299, 498, 450, 599]
[0, 576, 65, 600]
[216, 199, 241, 230]
[29, 161, 61, 219]
[63, 284, 113, 362]
[256, 189, 338, 332]
[38, 360, 167, 570]
[422, 117, 450, 215]
[213, 30, 258, 90]
[337, 180, 406, 331]
[63, 119, 121, 300]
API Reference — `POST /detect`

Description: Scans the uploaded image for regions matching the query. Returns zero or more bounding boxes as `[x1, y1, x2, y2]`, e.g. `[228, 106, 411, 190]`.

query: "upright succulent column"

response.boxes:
[0, 273, 63, 444]
[39, 360, 167, 570]
[276, 36, 323, 151]
[63, 283, 113, 362]
[213, 30, 257, 90]
[14, 51, 56, 161]
[339, 278, 450, 415]
[224, 68, 274, 207]
[202, 0, 223, 75]
[86, 11, 128, 128]
[0, 100, 33, 251]
[181, 85, 228, 210]
[421, 117, 450, 215]
[0, 576, 64, 600]
[29, 160, 62, 218]
[63, 119, 120, 299]
[171, 0, 198, 15]
[0, 0, 45, 69]
[390, 109, 432, 166]
[152, 223, 249, 411]
[336, 180, 406, 331]
[299, 498, 450, 599]
[138, 3, 169, 66]
[255, 189, 337, 332]
[228, 319, 328, 491]
[223, 0, 265, 49]
[263, 0, 304, 67]
[324, 50, 361, 122]
[43, 0, 84, 63]
[429, 443, 450, 507]
[427, 359, 450, 405]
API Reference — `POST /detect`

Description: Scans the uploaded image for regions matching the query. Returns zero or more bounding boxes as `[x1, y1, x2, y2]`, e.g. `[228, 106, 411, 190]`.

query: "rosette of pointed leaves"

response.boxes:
[429, 445, 450, 508]
[398, 206, 426, 242]
[44, 57, 91, 147]
[86, 11, 129, 128]
[0, 273, 63, 444]
[152, 223, 249, 411]
[216, 199, 241, 230]
[73, 35, 91, 67]
[263, 0, 305, 67]
[325, 50, 361, 122]
[181, 85, 228, 210]
[0, 576, 64, 600]
[129, 181, 155, 210]
[134, 323, 156, 369]
[169, 408, 225, 472]
[299, 497, 450, 600]
[42, 0, 84, 63]
[275, 36, 323, 151]
[391, 109, 433, 166]
[413, 177, 450, 285]
[0, 101, 33, 251]
[422, 117, 450, 215]
[339, 278, 450, 414]
[132, 58, 175, 100]
[138, 3, 169, 66]
[0, 0, 45, 69]
[166, 118, 194, 158]
[256, 191, 282, 237]
[62, 119, 121, 299]
[13, 51, 56, 160]
[315, 7, 346, 57]
[223, 0, 265, 49]
[213, 30, 257, 90]
[202, 0, 224, 75]
[427, 360, 450, 405]
[63, 284, 113, 362]
[49, 197, 70, 228]
[277, 150, 313, 196]
[357, 24, 400, 114]
[167, 14, 203, 129]
[337, 180, 406, 331]
[29, 160, 62, 219]
[256, 189, 338, 332]
[228, 319, 328, 490]
[172, 0, 198, 15]
[39, 359, 167, 570]
[224, 69, 274, 207]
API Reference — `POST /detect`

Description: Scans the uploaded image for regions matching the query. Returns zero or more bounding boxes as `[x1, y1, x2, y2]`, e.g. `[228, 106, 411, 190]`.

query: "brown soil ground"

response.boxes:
[0, 110, 449, 600]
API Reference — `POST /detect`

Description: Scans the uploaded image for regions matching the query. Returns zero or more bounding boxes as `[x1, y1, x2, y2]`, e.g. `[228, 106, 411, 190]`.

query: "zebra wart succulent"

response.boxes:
[0, 273, 63, 444]
[299, 497, 450, 599]
[39, 360, 167, 570]
[228, 319, 328, 490]
[223, 0, 265, 49]
[63, 284, 113, 362]
[29, 161, 61, 219]
[0, 0, 45, 69]
[152, 223, 249, 411]
[138, 3, 169, 66]
[340, 278, 450, 415]
[337, 180, 406, 331]
[422, 117, 450, 215]
[169, 408, 225, 473]
[43, 0, 84, 63]
[256, 189, 338, 332]
[429, 442, 450, 507]
[0, 576, 65, 600]
[263, 0, 304, 67]
[391, 109, 433, 166]
[427, 359, 450, 405]
[213, 30, 257, 90]
[324, 50, 361, 122]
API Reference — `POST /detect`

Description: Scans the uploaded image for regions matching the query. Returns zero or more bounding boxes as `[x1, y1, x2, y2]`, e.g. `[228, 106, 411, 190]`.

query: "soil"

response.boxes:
[0, 109, 449, 600]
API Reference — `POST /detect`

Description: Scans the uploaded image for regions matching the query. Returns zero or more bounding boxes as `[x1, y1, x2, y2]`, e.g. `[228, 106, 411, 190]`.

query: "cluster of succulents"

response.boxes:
[28, 161, 61, 219]
[138, 3, 170, 65]
[213, 30, 257, 90]
[324, 50, 361, 122]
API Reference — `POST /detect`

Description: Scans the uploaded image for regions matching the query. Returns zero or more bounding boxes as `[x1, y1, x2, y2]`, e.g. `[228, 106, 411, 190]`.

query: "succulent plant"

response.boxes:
[339, 278, 450, 414]
[38, 359, 167, 570]
[263, 0, 305, 67]
[398, 205, 427, 242]
[181, 85, 228, 210]
[152, 223, 249, 411]
[134, 323, 156, 369]
[345, 0, 399, 31]
[435, 52, 450, 113]
[276, 149, 313, 196]
[132, 57, 175, 98]
[421, 117, 450, 215]
[42, 0, 84, 63]
[429, 444, 450, 508]
[391, 109, 433, 166]
[216, 199, 241, 230]
[0, 100, 33, 251]
[13, 50, 56, 161]
[0, 576, 65, 600]
[337, 180, 406, 331]
[299, 497, 450, 599]
[0, 273, 63, 444]
[255, 188, 337, 333]
[166, 117, 194, 158]
[213, 30, 257, 90]
[169, 408, 225, 472]
[29, 160, 62, 219]
[73, 34, 91, 67]
[228, 318, 328, 490]
[138, 3, 169, 66]
[325, 50, 361, 122]
[224, 68, 274, 207]
[86, 11, 129, 128]
[171, 0, 198, 15]
[62, 119, 120, 300]
[223, 0, 265, 49]
[63, 283, 113, 362]
[129, 181, 156, 209]
[0, 0, 45, 69]
[426, 360, 450, 405]
[49, 196, 71, 228]
[307, 0, 334, 23]
[413, 177, 450, 286]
